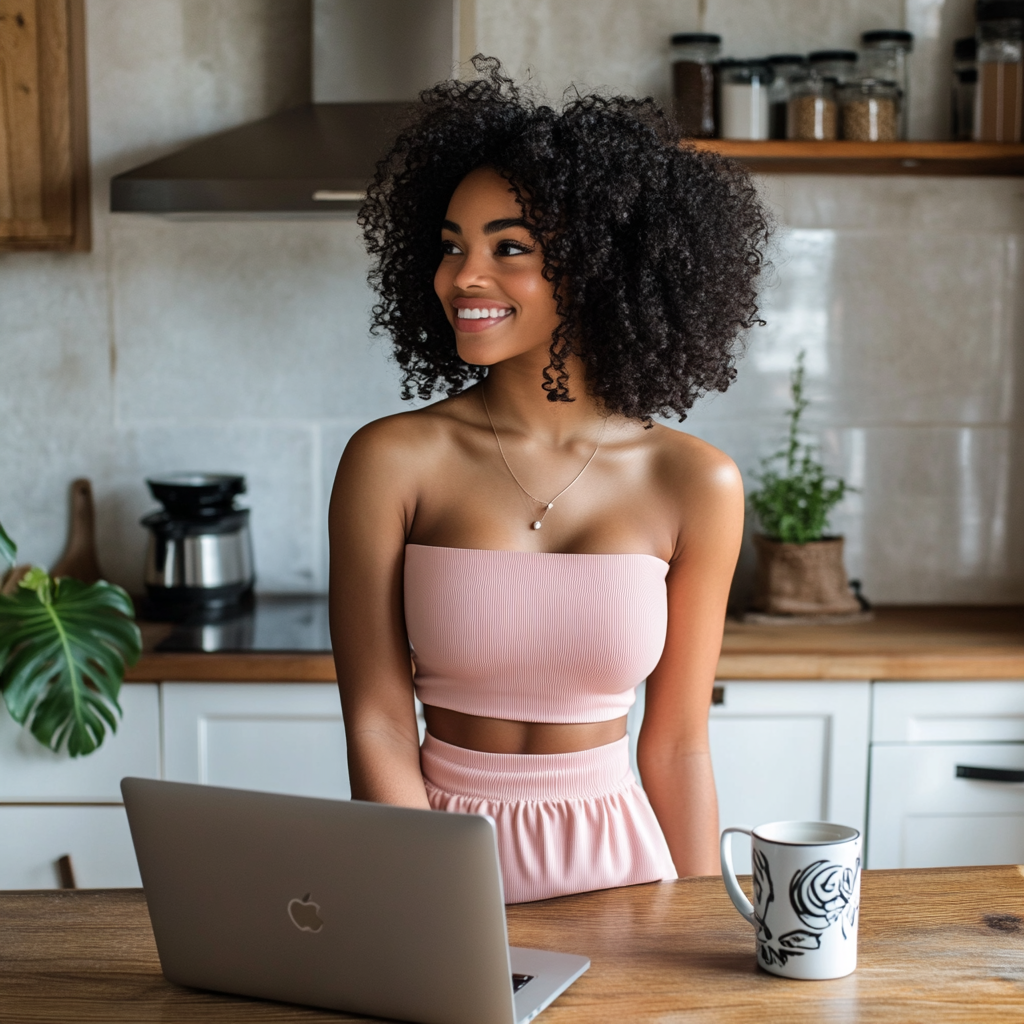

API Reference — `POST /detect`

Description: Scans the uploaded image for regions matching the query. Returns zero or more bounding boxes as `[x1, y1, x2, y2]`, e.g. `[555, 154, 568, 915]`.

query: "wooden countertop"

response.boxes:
[126, 606, 1024, 683]
[3, 866, 1023, 1021]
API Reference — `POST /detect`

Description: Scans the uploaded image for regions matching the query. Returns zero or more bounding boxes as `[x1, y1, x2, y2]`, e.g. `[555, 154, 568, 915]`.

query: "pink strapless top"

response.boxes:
[403, 544, 669, 724]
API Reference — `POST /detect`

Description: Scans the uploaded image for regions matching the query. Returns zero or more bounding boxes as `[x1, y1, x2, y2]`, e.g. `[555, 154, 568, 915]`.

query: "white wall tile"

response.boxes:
[108, 215, 402, 424]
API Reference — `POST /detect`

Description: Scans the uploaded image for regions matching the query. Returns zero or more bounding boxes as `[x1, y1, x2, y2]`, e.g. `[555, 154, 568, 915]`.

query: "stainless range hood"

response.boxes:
[111, 1, 468, 214]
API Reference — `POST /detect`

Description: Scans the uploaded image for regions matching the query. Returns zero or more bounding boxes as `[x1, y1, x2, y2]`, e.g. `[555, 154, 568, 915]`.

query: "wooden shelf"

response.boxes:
[688, 140, 1024, 176]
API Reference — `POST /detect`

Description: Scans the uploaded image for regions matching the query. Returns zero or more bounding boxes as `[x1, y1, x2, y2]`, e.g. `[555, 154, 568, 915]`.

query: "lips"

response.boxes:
[452, 300, 513, 333]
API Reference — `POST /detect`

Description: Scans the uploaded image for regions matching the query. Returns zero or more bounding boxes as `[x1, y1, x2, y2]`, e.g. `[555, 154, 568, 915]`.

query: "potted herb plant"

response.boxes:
[747, 352, 861, 618]
[0, 517, 140, 756]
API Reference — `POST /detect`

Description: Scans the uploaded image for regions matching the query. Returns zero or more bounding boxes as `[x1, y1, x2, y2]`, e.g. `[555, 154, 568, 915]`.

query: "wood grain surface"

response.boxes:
[689, 139, 1024, 176]
[126, 606, 1024, 683]
[2, 866, 1022, 1022]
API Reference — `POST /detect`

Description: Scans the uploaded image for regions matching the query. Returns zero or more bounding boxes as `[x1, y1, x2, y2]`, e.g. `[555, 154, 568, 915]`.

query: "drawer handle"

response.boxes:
[956, 764, 1024, 784]
[711, 685, 724, 706]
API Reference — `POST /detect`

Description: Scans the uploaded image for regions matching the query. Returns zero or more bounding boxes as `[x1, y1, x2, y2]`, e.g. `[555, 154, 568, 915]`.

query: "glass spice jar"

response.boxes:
[787, 73, 838, 140]
[766, 54, 807, 138]
[808, 50, 859, 85]
[671, 33, 722, 137]
[952, 36, 978, 140]
[839, 78, 900, 140]
[860, 30, 913, 138]
[974, 0, 1024, 142]
[719, 60, 773, 139]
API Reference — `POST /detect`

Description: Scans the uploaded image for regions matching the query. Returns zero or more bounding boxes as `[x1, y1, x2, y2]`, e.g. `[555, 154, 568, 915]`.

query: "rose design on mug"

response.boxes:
[789, 857, 860, 940]
[751, 848, 774, 943]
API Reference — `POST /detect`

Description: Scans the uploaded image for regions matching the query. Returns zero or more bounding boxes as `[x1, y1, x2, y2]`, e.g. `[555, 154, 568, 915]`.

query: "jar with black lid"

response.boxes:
[952, 36, 978, 140]
[719, 60, 773, 139]
[974, 0, 1024, 142]
[766, 54, 807, 138]
[860, 30, 913, 138]
[839, 78, 900, 140]
[671, 33, 721, 137]
[808, 50, 859, 84]
[787, 73, 838, 140]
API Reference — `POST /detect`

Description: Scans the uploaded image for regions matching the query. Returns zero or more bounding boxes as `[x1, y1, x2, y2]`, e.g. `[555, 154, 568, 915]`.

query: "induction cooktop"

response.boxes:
[153, 595, 332, 653]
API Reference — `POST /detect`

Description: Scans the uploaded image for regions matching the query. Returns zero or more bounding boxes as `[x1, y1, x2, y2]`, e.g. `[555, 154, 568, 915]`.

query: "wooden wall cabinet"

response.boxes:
[0, 0, 89, 251]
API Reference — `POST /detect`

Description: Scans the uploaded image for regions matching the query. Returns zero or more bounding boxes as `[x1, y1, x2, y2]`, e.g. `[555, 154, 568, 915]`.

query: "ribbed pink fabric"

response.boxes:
[404, 544, 669, 723]
[421, 733, 677, 903]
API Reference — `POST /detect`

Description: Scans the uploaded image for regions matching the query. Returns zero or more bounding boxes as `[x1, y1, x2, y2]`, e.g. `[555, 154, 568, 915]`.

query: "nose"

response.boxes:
[451, 244, 493, 291]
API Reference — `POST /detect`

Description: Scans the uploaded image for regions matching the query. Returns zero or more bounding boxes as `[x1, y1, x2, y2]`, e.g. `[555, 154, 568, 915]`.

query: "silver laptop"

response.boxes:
[121, 778, 589, 1024]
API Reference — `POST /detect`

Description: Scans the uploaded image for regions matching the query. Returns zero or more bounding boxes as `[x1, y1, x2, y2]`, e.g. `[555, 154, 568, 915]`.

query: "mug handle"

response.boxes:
[720, 826, 755, 926]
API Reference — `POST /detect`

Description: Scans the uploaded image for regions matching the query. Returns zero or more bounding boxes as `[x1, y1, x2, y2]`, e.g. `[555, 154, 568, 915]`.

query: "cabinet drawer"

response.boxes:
[0, 805, 141, 889]
[872, 682, 1024, 743]
[0, 685, 161, 802]
[867, 742, 1024, 869]
[161, 683, 349, 799]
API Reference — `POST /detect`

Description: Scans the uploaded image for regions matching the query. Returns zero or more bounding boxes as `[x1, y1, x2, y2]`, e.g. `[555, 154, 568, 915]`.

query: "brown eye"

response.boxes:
[441, 240, 463, 256]
[496, 239, 532, 256]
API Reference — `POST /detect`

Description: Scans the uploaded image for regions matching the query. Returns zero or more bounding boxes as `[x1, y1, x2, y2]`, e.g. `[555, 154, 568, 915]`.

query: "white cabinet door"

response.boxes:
[867, 742, 1024, 868]
[0, 805, 141, 889]
[161, 683, 350, 799]
[0, 684, 161, 802]
[628, 681, 871, 874]
[868, 681, 1024, 868]
[872, 682, 1024, 743]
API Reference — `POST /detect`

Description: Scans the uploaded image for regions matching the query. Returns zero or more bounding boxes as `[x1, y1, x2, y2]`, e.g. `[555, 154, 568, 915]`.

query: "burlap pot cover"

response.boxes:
[751, 534, 860, 616]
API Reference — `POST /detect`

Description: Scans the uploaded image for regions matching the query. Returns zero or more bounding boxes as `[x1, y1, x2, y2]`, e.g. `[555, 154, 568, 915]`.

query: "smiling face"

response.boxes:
[433, 166, 561, 368]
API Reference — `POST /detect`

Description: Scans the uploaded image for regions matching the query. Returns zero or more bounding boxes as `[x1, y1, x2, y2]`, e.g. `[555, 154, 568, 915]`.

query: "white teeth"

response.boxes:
[456, 307, 511, 319]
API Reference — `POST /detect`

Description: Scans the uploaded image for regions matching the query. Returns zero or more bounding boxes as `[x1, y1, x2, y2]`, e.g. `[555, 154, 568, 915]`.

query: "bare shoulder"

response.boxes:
[646, 423, 745, 507]
[338, 392, 475, 478]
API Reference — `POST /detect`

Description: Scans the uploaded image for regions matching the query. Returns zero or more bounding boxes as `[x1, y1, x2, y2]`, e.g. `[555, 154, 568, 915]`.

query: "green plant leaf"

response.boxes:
[0, 519, 15, 573]
[0, 576, 141, 757]
[747, 350, 852, 544]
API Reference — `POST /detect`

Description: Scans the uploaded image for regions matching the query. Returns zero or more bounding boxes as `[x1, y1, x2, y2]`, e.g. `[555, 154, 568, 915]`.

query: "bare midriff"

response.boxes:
[423, 704, 629, 755]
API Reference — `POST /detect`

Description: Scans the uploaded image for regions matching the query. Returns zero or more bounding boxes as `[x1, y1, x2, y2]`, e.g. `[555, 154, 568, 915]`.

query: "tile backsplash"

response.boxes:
[1, 0, 1021, 605]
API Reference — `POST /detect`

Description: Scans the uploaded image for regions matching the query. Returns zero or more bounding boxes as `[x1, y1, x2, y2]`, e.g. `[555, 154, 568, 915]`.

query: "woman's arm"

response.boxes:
[328, 418, 431, 809]
[637, 444, 745, 876]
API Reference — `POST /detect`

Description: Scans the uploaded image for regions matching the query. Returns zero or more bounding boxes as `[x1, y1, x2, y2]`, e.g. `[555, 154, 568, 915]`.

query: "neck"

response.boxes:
[479, 351, 608, 445]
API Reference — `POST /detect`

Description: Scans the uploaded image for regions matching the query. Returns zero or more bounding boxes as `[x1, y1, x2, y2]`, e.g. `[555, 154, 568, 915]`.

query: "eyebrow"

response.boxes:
[442, 217, 531, 235]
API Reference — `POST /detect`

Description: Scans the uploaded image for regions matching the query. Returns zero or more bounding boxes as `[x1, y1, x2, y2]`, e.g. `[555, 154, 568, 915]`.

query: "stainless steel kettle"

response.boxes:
[142, 473, 255, 619]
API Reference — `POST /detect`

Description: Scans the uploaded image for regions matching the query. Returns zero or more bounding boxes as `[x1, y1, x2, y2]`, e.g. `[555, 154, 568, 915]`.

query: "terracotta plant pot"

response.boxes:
[751, 534, 860, 616]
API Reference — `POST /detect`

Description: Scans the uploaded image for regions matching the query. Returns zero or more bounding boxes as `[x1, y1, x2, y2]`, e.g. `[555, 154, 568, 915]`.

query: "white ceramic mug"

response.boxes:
[720, 821, 861, 980]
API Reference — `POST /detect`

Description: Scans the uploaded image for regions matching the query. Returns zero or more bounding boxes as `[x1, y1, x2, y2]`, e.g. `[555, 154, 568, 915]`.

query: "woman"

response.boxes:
[329, 59, 769, 903]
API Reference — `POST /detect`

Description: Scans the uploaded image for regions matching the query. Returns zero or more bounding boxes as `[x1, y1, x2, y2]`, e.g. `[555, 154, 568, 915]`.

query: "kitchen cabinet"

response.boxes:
[629, 680, 871, 874]
[0, 805, 140, 889]
[161, 683, 350, 800]
[0, 685, 161, 802]
[867, 682, 1024, 868]
[0, 0, 90, 251]
[0, 686, 159, 890]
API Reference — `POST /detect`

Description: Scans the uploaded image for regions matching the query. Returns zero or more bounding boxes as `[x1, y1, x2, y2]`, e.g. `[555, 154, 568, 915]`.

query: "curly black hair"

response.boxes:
[359, 56, 770, 422]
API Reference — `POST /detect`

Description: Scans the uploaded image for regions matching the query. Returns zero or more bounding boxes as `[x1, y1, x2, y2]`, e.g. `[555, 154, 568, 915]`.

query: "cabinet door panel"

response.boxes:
[0, 684, 160, 802]
[161, 683, 349, 800]
[629, 681, 870, 875]
[867, 742, 1024, 868]
[872, 682, 1024, 743]
[0, 805, 141, 889]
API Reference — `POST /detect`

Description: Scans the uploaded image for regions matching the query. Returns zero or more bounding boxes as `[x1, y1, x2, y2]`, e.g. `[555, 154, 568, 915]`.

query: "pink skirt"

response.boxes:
[420, 732, 677, 904]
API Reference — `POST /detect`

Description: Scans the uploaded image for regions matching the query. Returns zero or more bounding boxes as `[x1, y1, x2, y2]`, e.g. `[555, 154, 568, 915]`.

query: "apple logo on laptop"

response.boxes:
[288, 893, 324, 933]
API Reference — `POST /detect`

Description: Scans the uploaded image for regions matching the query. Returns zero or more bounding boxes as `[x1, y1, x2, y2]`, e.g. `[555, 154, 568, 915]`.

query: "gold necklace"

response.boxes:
[480, 388, 607, 531]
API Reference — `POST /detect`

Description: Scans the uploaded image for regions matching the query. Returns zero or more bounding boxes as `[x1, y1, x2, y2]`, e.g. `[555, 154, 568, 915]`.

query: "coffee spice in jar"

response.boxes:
[787, 75, 838, 140]
[839, 79, 899, 140]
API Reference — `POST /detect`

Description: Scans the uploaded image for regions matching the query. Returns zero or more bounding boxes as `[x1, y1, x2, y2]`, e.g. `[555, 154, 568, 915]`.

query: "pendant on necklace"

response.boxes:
[531, 521, 542, 530]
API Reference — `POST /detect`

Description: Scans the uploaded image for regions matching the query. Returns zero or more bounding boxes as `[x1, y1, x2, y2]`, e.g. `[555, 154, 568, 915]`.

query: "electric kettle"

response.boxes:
[141, 473, 255, 619]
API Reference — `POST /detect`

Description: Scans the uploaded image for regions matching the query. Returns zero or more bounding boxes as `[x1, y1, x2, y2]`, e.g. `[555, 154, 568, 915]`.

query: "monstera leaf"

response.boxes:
[0, 522, 141, 757]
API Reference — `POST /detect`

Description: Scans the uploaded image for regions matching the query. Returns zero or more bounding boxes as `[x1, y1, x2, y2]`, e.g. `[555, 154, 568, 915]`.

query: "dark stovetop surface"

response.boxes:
[152, 595, 332, 653]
